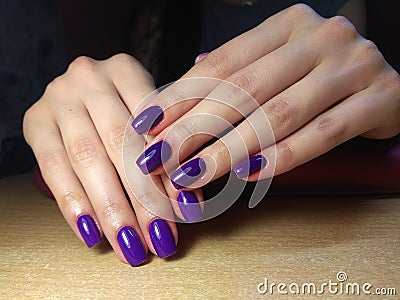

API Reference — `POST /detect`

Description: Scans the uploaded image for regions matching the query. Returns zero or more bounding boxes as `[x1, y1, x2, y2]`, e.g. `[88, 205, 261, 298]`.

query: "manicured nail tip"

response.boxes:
[177, 191, 202, 222]
[233, 155, 267, 179]
[194, 52, 209, 64]
[117, 226, 147, 267]
[136, 140, 172, 174]
[77, 214, 101, 248]
[170, 158, 206, 190]
[132, 106, 164, 135]
[149, 219, 176, 258]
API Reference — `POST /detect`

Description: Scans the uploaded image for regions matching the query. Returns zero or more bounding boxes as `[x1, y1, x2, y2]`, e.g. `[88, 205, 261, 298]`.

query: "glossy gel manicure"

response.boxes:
[233, 155, 267, 179]
[177, 191, 202, 222]
[117, 226, 147, 267]
[132, 106, 164, 135]
[136, 140, 171, 174]
[149, 219, 176, 258]
[77, 214, 101, 248]
[170, 158, 206, 189]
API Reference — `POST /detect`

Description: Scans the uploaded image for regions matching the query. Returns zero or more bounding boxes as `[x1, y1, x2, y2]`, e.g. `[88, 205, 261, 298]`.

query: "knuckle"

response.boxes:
[201, 48, 231, 77]
[68, 136, 99, 167]
[229, 70, 257, 93]
[58, 191, 85, 211]
[171, 118, 198, 141]
[45, 75, 66, 96]
[107, 124, 127, 153]
[110, 53, 138, 66]
[321, 16, 358, 42]
[109, 53, 153, 82]
[287, 3, 316, 21]
[135, 192, 160, 210]
[68, 56, 96, 74]
[355, 39, 383, 65]
[377, 71, 400, 105]
[276, 141, 296, 169]
[100, 201, 120, 224]
[37, 151, 67, 174]
[315, 116, 346, 143]
[22, 104, 38, 135]
[265, 97, 297, 131]
[167, 117, 202, 152]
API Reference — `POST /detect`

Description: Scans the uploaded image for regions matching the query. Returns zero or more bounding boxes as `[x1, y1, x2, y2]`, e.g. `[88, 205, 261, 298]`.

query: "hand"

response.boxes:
[23, 54, 204, 266]
[132, 4, 400, 189]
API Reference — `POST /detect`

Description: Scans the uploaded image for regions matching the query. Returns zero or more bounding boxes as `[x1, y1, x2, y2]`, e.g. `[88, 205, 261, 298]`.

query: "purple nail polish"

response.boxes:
[149, 219, 176, 258]
[233, 155, 267, 179]
[117, 226, 147, 267]
[136, 140, 171, 174]
[170, 158, 206, 189]
[177, 191, 202, 222]
[194, 52, 209, 64]
[132, 106, 164, 135]
[77, 214, 101, 248]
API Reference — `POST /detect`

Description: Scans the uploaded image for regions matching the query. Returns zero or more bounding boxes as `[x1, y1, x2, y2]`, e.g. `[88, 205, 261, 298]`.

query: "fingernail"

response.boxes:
[177, 191, 202, 222]
[170, 158, 206, 189]
[194, 52, 209, 64]
[233, 155, 268, 179]
[136, 140, 172, 174]
[117, 226, 147, 267]
[149, 219, 176, 258]
[77, 214, 101, 248]
[132, 106, 163, 135]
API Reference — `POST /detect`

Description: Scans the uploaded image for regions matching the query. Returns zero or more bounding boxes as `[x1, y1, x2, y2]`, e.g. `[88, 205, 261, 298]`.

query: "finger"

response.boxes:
[244, 85, 396, 180]
[51, 100, 149, 266]
[131, 4, 320, 136]
[73, 67, 179, 257]
[101, 54, 157, 114]
[59, 59, 180, 259]
[136, 37, 321, 176]
[122, 127, 178, 258]
[161, 172, 204, 223]
[166, 50, 382, 189]
[23, 104, 102, 249]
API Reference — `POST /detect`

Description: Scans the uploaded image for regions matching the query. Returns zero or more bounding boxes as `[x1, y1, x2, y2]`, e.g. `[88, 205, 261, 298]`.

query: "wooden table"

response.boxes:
[0, 173, 399, 299]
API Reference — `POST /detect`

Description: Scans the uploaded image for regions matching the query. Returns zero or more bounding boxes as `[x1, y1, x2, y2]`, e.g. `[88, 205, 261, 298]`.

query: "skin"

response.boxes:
[23, 4, 400, 264]
[140, 4, 400, 184]
[23, 54, 203, 264]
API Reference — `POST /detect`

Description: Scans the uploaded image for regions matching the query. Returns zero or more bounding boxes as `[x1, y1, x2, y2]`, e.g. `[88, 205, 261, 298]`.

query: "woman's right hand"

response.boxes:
[23, 54, 203, 266]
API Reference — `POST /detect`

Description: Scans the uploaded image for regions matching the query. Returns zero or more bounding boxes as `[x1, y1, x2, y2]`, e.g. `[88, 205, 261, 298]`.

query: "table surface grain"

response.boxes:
[0, 173, 399, 299]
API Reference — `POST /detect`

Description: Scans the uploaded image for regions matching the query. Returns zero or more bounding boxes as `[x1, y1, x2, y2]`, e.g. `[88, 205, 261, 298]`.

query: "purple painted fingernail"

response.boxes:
[117, 226, 147, 267]
[149, 219, 176, 258]
[132, 106, 164, 135]
[136, 140, 171, 174]
[170, 158, 206, 189]
[194, 52, 209, 64]
[177, 191, 202, 222]
[233, 155, 268, 179]
[77, 214, 101, 248]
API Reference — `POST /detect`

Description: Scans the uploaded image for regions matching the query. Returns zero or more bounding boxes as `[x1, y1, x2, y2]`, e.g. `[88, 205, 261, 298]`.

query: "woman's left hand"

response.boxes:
[132, 4, 400, 189]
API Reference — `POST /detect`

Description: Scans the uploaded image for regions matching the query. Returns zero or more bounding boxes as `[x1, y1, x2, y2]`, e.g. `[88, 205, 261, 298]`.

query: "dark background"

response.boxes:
[0, 0, 399, 178]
